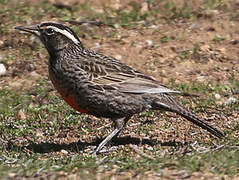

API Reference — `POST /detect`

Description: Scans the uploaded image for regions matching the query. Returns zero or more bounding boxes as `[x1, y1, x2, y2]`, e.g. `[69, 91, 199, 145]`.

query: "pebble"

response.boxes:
[217, 47, 226, 54]
[145, 146, 153, 151]
[30, 35, 36, 42]
[214, 93, 221, 100]
[8, 173, 16, 178]
[146, 40, 153, 46]
[93, 42, 101, 49]
[196, 76, 206, 82]
[188, 23, 196, 30]
[17, 110, 26, 120]
[204, 9, 219, 17]
[114, 54, 122, 60]
[231, 39, 239, 45]
[60, 149, 68, 154]
[29, 71, 41, 79]
[140, 2, 148, 13]
[0, 40, 4, 47]
[110, 0, 121, 10]
[149, 25, 158, 29]
[200, 44, 210, 52]
[224, 97, 237, 105]
[0, 63, 6, 76]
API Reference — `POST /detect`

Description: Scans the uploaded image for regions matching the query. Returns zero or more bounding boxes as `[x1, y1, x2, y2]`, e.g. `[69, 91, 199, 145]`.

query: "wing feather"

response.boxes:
[74, 50, 180, 94]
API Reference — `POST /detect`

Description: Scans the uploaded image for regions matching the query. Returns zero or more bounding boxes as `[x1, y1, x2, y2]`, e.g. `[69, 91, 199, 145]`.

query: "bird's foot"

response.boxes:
[91, 146, 119, 155]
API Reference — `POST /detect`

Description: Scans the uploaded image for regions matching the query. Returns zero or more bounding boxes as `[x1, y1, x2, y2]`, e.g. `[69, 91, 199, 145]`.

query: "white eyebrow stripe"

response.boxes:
[45, 26, 80, 44]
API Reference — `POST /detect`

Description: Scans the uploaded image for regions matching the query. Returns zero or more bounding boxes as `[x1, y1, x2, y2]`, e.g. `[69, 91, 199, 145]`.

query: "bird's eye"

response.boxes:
[45, 28, 54, 35]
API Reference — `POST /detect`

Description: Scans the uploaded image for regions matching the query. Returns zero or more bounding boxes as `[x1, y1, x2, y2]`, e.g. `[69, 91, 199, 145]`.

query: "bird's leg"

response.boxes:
[93, 116, 129, 154]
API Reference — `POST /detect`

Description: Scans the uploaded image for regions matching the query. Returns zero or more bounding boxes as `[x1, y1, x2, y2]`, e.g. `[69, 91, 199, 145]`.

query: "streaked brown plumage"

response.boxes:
[15, 22, 224, 154]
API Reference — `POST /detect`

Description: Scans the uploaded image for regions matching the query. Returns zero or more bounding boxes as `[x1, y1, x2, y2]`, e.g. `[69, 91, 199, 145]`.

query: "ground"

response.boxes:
[0, 0, 239, 179]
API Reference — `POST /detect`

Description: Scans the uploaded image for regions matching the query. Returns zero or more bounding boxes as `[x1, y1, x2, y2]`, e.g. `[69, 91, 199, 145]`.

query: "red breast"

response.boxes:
[49, 71, 89, 114]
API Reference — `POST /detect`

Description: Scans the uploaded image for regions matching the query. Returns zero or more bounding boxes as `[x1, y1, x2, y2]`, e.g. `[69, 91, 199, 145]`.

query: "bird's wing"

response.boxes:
[92, 71, 179, 94]
[78, 51, 180, 94]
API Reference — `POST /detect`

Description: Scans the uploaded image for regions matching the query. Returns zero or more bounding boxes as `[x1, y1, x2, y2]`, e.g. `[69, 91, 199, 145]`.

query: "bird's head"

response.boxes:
[15, 22, 82, 56]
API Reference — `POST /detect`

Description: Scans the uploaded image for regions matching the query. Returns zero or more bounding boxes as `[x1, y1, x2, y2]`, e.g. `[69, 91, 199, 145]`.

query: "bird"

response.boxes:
[15, 22, 224, 154]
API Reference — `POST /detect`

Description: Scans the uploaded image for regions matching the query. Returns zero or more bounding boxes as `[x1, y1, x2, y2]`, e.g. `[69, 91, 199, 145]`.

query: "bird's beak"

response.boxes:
[14, 24, 41, 37]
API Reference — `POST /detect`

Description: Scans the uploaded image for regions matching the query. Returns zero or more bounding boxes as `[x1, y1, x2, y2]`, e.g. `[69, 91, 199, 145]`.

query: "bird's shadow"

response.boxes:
[7, 136, 185, 154]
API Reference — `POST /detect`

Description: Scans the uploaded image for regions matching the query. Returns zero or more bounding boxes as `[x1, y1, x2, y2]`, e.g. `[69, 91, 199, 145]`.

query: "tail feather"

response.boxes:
[153, 94, 224, 138]
[176, 107, 224, 138]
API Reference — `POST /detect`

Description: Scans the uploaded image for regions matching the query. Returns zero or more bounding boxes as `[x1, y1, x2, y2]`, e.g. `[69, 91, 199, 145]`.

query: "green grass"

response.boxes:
[212, 36, 226, 42]
[204, 0, 228, 10]
[176, 149, 239, 175]
[160, 35, 172, 43]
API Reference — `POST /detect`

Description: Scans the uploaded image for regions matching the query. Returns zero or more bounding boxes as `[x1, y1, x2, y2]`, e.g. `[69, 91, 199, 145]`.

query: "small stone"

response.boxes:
[145, 146, 153, 151]
[35, 130, 44, 138]
[0, 40, 4, 47]
[200, 44, 210, 52]
[30, 35, 37, 42]
[217, 47, 226, 54]
[110, 0, 122, 10]
[149, 25, 158, 29]
[29, 71, 41, 79]
[58, 171, 66, 175]
[204, 9, 219, 17]
[231, 39, 239, 45]
[140, 2, 148, 13]
[114, 55, 122, 60]
[93, 42, 101, 49]
[146, 40, 153, 46]
[161, 70, 167, 76]
[0, 63, 6, 76]
[121, 39, 131, 44]
[94, 8, 104, 13]
[224, 97, 237, 105]
[188, 23, 196, 30]
[8, 173, 16, 178]
[112, 165, 118, 169]
[61, 149, 68, 154]
[214, 94, 221, 100]
[17, 110, 26, 120]
[196, 76, 206, 82]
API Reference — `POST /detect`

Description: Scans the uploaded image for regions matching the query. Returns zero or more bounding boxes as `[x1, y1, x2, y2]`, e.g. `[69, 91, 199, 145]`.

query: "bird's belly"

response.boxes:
[59, 89, 89, 113]
[49, 71, 89, 114]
